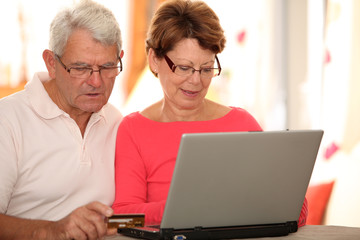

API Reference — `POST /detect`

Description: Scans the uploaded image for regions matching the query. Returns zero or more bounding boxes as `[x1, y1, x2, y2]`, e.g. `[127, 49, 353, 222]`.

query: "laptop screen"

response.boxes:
[161, 130, 323, 229]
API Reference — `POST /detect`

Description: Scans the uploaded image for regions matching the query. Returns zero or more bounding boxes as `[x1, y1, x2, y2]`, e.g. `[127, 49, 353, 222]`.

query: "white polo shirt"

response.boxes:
[0, 72, 122, 221]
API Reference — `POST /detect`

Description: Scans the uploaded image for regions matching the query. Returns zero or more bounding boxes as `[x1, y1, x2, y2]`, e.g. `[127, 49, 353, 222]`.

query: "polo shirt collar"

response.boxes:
[25, 72, 106, 121]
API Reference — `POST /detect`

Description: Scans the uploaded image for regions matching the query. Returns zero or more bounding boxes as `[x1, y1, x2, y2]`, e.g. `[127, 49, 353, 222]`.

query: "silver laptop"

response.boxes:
[120, 130, 324, 240]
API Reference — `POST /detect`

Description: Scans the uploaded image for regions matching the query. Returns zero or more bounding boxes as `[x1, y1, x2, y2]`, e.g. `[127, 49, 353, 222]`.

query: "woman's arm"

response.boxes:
[112, 119, 166, 224]
[298, 198, 308, 227]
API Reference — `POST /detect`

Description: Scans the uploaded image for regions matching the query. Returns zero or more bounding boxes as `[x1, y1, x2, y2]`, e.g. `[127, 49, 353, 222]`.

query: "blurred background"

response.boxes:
[1, 0, 359, 227]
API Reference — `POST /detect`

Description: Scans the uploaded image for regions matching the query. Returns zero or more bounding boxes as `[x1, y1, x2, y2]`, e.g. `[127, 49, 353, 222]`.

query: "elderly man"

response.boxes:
[0, 1, 123, 239]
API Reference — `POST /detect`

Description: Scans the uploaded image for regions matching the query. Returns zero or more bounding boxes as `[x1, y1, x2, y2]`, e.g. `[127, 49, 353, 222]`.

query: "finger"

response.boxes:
[86, 213, 108, 239]
[66, 202, 111, 239]
[67, 227, 88, 240]
[107, 227, 118, 236]
[77, 206, 108, 239]
[73, 214, 100, 240]
[56, 215, 89, 240]
[86, 201, 113, 217]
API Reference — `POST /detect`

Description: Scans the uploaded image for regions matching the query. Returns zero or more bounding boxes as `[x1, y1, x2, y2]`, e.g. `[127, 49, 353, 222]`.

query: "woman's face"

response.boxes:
[153, 38, 217, 110]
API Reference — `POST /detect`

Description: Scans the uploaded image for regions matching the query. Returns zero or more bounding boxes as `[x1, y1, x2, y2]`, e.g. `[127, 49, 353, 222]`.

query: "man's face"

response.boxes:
[53, 28, 120, 115]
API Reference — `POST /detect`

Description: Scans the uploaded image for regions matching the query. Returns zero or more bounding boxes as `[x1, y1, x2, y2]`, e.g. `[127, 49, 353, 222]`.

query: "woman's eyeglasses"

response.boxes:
[164, 55, 221, 79]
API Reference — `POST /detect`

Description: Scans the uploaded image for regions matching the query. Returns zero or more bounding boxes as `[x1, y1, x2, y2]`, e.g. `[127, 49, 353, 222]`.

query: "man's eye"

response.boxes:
[101, 67, 114, 71]
[72, 68, 88, 73]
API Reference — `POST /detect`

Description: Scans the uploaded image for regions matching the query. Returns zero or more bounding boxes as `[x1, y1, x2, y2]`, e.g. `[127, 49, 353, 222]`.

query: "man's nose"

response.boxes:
[86, 70, 102, 88]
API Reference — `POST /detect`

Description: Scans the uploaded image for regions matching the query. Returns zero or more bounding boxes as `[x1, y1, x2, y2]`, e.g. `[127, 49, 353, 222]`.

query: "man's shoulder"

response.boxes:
[102, 103, 122, 116]
[101, 103, 123, 125]
[0, 90, 27, 113]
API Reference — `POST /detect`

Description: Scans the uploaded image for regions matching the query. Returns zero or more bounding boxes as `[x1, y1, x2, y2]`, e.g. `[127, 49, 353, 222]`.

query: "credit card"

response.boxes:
[107, 214, 145, 229]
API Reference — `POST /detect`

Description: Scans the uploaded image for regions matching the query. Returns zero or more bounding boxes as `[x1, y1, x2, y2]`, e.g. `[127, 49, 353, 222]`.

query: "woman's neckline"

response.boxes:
[136, 107, 236, 124]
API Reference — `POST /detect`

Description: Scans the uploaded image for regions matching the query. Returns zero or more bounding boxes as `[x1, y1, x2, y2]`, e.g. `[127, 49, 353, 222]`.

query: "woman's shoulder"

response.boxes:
[119, 111, 147, 128]
[204, 100, 231, 120]
[226, 106, 262, 130]
[120, 105, 163, 128]
[228, 106, 252, 115]
[208, 102, 251, 119]
[137, 100, 162, 122]
[117, 111, 160, 138]
[226, 106, 258, 120]
[122, 111, 141, 121]
[201, 100, 254, 122]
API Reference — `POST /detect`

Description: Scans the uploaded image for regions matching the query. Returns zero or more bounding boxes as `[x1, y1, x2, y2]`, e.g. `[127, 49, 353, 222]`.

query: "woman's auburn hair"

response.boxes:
[146, 0, 226, 58]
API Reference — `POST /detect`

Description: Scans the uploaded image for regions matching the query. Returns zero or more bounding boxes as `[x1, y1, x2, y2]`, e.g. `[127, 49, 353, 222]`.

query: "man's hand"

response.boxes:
[45, 201, 116, 240]
[0, 201, 117, 240]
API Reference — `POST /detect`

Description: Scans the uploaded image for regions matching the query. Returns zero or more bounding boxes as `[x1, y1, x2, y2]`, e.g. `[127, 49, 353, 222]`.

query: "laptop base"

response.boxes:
[119, 221, 298, 240]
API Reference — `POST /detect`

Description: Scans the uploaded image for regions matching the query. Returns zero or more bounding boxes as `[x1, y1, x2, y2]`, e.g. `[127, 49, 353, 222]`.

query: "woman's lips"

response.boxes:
[181, 88, 199, 97]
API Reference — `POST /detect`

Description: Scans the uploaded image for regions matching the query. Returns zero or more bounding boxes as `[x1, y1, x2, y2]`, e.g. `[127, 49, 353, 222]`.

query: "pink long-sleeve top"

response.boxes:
[112, 107, 308, 227]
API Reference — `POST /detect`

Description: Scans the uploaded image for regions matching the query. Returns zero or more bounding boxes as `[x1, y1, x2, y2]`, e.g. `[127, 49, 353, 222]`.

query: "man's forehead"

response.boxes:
[64, 29, 117, 55]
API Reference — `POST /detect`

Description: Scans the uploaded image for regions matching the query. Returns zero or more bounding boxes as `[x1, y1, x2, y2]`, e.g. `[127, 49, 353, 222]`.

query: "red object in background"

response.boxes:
[324, 48, 331, 64]
[306, 181, 335, 225]
[324, 142, 339, 160]
[237, 30, 247, 45]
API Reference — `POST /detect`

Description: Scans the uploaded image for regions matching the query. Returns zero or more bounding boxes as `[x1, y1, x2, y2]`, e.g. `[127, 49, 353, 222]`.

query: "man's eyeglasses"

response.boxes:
[164, 55, 221, 79]
[55, 54, 122, 79]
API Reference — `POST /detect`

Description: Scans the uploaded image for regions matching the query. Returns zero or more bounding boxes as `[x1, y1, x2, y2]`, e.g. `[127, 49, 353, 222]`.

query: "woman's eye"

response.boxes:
[178, 66, 191, 71]
[202, 68, 212, 73]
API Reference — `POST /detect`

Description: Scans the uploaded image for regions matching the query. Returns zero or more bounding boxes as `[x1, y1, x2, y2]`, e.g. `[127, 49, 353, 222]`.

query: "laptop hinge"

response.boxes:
[194, 226, 203, 231]
[287, 221, 298, 233]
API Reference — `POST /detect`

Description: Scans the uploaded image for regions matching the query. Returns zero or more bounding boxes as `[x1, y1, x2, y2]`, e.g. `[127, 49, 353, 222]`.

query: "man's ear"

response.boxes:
[43, 50, 56, 79]
[120, 49, 124, 59]
[148, 48, 159, 77]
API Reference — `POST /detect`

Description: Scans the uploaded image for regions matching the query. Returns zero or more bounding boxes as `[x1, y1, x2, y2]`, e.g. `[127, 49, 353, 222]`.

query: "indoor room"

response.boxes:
[1, 0, 359, 238]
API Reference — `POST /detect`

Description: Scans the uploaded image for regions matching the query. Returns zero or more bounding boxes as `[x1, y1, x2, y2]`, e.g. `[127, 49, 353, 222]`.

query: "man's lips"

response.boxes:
[84, 93, 101, 97]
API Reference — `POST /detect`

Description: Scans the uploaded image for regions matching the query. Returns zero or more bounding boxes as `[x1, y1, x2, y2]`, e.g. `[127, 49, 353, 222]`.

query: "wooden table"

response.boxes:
[105, 225, 360, 239]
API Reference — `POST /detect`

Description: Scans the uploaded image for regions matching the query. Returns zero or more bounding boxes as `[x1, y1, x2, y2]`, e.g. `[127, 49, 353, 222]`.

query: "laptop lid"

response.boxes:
[161, 130, 323, 229]
[120, 130, 323, 239]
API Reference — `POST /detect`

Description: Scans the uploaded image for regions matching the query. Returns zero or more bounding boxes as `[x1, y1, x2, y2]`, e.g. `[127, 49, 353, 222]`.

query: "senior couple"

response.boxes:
[0, 0, 307, 239]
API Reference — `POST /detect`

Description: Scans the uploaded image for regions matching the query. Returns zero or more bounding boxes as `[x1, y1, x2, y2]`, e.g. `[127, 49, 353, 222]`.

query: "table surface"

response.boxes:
[105, 225, 360, 240]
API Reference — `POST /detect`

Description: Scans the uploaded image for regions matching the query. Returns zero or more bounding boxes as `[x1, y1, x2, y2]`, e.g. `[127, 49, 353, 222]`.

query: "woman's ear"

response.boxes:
[43, 50, 56, 79]
[148, 48, 159, 77]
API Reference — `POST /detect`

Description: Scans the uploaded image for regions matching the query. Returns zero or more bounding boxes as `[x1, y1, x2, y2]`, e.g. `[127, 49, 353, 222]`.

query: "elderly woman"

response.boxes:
[112, 0, 307, 227]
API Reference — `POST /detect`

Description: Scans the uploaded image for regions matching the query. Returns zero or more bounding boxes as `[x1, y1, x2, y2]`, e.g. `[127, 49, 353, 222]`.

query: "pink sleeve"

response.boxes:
[298, 197, 308, 227]
[112, 119, 165, 224]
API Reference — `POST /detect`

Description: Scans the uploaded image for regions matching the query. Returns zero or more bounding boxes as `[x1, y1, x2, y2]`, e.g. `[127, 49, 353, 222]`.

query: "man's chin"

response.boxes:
[78, 97, 108, 113]
[79, 103, 105, 113]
